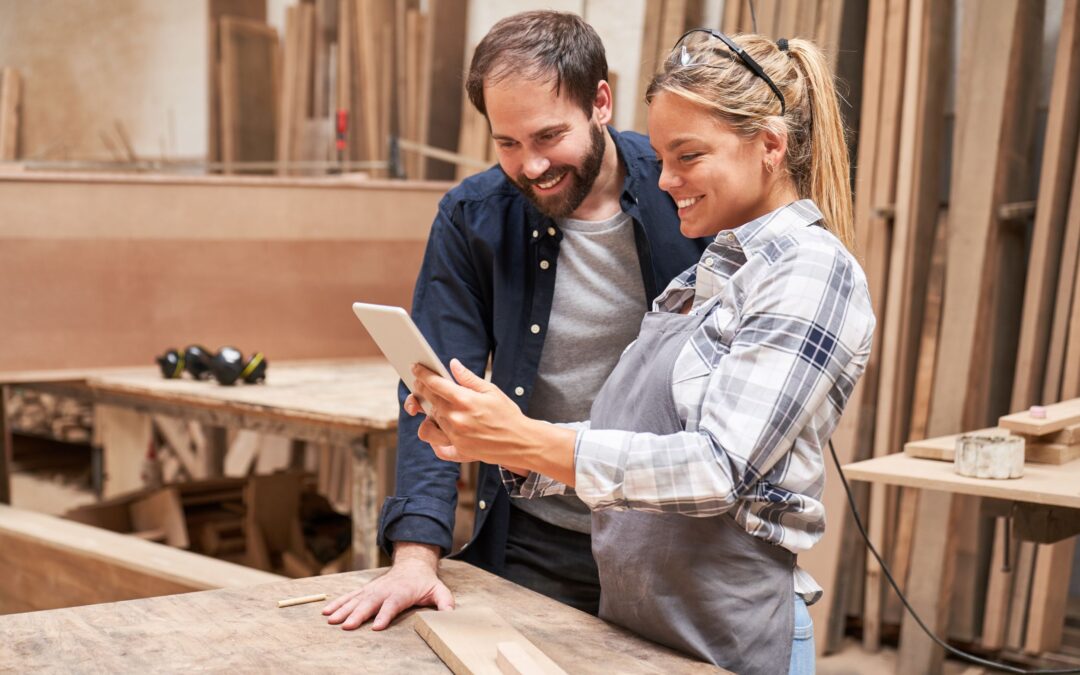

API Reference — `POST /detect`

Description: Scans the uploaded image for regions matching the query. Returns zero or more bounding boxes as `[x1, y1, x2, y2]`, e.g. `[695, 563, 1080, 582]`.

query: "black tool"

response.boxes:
[183, 344, 215, 380]
[210, 347, 268, 386]
[155, 348, 185, 379]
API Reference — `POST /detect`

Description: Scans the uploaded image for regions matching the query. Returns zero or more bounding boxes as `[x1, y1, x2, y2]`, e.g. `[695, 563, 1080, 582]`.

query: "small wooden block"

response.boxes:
[903, 428, 1007, 461]
[413, 607, 567, 675]
[1025, 442, 1080, 465]
[496, 641, 550, 675]
[999, 398, 1080, 436]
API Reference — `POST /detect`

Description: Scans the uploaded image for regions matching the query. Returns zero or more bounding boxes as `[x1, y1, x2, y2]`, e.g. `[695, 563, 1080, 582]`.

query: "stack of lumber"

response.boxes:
[6, 389, 93, 444]
[794, 0, 1080, 668]
[65, 471, 344, 579]
[210, 0, 467, 179]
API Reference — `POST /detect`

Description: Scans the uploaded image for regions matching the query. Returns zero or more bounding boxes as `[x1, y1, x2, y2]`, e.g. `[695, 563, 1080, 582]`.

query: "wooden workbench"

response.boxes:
[0, 560, 722, 673]
[843, 452, 1080, 673]
[0, 359, 402, 569]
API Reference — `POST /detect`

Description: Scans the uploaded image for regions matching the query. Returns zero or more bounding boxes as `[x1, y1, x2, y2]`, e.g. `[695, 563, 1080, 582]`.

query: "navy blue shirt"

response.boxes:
[376, 127, 710, 572]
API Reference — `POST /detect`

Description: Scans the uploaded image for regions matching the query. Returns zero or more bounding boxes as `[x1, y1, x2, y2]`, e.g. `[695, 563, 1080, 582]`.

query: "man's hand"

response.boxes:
[322, 542, 453, 630]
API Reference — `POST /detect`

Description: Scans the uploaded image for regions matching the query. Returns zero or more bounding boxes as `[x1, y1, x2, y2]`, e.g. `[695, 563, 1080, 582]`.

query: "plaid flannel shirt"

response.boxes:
[502, 200, 875, 574]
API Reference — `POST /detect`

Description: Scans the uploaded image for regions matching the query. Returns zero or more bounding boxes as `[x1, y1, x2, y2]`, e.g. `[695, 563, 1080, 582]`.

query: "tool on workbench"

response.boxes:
[155, 348, 186, 379]
[277, 593, 327, 608]
[182, 345, 214, 380]
[210, 347, 267, 386]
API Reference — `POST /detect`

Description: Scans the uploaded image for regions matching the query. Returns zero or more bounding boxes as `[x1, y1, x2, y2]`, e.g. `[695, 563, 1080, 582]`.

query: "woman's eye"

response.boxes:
[680, 153, 700, 163]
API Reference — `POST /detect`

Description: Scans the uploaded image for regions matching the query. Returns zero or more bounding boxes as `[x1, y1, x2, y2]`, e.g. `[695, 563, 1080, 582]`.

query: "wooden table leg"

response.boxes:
[203, 425, 227, 478]
[0, 386, 12, 505]
[351, 437, 378, 570]
[897, 489, 959, 674]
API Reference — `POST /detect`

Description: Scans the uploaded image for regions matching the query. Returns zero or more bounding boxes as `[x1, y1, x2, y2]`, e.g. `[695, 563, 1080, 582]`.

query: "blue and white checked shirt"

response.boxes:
[503, 200, 875, 595]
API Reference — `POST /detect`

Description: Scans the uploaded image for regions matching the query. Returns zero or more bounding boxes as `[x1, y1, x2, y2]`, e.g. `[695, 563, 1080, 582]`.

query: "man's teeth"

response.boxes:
[676, 196, 701, 209]
[537, 173, 565, 189]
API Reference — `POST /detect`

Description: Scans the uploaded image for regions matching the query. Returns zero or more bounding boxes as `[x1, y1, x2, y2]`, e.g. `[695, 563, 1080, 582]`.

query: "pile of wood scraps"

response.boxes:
[7, 389, 93, 444]
[64, 471, 351, 578]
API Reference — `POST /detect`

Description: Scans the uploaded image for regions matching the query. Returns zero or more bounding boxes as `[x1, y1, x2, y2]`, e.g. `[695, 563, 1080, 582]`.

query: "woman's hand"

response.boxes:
[407, 359, 577, 485]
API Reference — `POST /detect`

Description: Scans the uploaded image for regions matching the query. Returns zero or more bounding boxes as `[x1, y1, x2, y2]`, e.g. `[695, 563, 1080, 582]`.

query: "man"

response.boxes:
[324, 10, 708, 630]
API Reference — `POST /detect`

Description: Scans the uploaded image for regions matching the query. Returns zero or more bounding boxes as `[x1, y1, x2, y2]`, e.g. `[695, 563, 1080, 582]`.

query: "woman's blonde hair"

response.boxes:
[646, 34, 854, 251]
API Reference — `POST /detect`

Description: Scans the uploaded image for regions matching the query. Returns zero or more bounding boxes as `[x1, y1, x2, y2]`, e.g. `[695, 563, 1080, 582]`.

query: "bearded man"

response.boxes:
[324, 10, 709, 629]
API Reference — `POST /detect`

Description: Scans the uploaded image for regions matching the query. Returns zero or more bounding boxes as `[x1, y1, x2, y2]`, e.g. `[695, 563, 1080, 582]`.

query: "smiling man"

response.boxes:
[323, 10, 709, 630]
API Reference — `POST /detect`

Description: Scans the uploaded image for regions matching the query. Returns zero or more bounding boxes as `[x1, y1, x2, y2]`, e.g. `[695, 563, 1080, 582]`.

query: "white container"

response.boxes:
[953, 435, 1024, 479]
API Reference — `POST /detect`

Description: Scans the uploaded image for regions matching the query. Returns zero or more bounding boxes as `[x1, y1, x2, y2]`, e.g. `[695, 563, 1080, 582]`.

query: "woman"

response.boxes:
[408, 30, 875, 675]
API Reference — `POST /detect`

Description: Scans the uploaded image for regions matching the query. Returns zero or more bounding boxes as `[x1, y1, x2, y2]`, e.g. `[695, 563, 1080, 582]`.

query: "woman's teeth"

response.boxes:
[676, 196, 701, 209]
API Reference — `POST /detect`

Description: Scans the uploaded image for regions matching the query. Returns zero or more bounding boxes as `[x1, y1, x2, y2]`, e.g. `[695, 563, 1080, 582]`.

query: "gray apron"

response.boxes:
[589, 303, 795, 674]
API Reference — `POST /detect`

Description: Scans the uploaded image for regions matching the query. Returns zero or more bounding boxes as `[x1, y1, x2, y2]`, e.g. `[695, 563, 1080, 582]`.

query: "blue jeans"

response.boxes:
[789, 596, 816, 674]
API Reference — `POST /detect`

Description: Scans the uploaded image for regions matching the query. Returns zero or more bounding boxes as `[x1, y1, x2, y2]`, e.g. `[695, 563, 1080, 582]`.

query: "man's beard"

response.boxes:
[509, 123, 607, 219]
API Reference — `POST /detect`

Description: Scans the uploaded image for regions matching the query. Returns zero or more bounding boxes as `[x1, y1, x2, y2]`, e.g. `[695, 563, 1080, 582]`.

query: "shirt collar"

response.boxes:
[721, 199, 824, 253]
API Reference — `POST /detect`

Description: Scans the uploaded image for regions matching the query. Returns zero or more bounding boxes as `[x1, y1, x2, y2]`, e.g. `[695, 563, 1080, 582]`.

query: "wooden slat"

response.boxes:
[633, 0, 665, 134]
[802, 0, 887, 655]
[219, 18, 280, 174]
[1000, 398, 1080, 436]
[0, 67, 20, 161]
[208, 0, 267, 164]
[423, 0, 468, 181]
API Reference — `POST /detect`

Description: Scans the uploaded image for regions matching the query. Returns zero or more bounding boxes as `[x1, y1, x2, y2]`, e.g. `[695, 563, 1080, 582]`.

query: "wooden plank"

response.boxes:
[802, 0, 887, 655]
[0, 560, 716, 673]
[278, 5, 302, 174]
[97, 404, 152, 498]
[1000, 398, 1080, 436]
[1025, 537, 1078, 652]
[633, 0, 665, 134]
[130, 487, 190, 548]
[219, 18, 279, 173]
[0, 386, 10, 505]
[905, 432, 1079, 465]
[0, 67, 20, 161]
[1045, 139, 1080, 402]
[208, 0, 267, 165]
[0, 504, 281, 615]
[423, 0, 468, 181]
[1012, 0, 1080, 410]
[981, 516, 1013, 649]
[843, 454, 1080, 509]
[414, 607, 567, 675]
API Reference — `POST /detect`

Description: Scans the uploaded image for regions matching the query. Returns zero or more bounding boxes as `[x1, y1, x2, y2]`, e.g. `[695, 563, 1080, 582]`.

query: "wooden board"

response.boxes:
[219, 17, 279, 173]
[999, 398, 1080, 436]
[843, 454, 1080, 510]
[0, 67, 19, 161]
[87, 360, 401, 434]
[208, 0, 267, 164]
[0, 560, 719, 673]
[414, 607, 567, 675]
[0, 173, 444, 373]
[0, 504, 281, 615]
[903, 429, 1080, 465]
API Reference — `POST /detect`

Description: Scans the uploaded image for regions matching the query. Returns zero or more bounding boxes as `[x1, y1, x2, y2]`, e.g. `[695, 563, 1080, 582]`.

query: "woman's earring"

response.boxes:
[765, 160, 775, 174]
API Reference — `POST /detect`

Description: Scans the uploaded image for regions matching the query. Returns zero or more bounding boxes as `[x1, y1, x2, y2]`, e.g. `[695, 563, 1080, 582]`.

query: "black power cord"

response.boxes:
[828, 439, 1080, 674]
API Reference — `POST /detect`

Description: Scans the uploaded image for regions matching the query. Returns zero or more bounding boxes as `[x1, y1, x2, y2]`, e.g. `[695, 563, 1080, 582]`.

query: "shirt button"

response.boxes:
[704, 257, 715, 267]
[539, 260, 550, 270]
[532, 230, 539, 238]
[530, 324, 541, 334]
[514, 386, 525, 396]
[479, 500, 487, 510]
[724, 231, 734, 240]
[547, 227, 557, 236]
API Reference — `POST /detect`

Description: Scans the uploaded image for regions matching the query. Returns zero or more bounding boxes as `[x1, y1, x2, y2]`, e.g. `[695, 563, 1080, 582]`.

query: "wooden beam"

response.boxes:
[0, 504, 282, 615]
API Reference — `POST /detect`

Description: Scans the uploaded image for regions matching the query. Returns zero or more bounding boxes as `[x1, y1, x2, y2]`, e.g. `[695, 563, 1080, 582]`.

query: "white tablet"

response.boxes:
[352, 302, 451, 415]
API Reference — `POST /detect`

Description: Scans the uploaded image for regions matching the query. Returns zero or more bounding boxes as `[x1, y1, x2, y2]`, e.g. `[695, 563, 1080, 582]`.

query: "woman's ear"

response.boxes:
[760, 123, 788, 174]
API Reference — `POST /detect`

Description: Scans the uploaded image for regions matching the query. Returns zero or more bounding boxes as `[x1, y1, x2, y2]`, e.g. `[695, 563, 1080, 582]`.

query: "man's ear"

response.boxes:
[593, 80, 614, 126]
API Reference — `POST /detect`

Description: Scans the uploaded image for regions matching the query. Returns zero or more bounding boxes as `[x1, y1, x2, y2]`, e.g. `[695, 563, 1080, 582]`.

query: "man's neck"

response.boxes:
[566, 128, 625, 222]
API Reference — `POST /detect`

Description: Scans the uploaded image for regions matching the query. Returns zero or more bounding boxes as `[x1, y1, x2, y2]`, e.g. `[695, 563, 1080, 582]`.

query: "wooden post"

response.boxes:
[0, 386, 12, 505]
[350, 436, 376, 570]
[204, 425, 228, 478]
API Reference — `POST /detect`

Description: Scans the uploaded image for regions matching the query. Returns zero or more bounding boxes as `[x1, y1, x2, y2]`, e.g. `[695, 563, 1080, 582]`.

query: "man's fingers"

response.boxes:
[322, 588, 363, 615]
[338, 595, 383, 630]
[432, 583, 455, 612]
[371, 596, 404, 631]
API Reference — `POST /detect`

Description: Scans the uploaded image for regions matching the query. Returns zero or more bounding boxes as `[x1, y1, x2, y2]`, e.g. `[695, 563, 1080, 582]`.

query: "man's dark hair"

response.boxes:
[466, 11, 609, 120]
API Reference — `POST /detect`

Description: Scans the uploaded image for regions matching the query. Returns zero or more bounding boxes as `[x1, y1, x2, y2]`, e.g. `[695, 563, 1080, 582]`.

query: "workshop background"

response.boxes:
[1, 1, 1080, 673]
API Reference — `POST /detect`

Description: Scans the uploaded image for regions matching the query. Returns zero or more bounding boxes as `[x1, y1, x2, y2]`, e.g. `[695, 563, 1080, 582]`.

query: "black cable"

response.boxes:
[828, 439, 1080, 674]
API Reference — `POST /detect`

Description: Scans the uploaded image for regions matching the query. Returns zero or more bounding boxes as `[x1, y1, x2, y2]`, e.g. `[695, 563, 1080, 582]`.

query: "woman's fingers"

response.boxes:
[418, 416, 454, 447]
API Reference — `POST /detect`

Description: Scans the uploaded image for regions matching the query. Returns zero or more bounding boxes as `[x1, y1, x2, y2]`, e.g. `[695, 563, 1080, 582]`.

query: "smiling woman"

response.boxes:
[406, 28, 876, 675]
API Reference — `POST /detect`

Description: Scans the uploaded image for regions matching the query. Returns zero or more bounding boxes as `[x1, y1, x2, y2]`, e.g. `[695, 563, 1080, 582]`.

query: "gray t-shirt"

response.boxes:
[516, 210, 647, 533]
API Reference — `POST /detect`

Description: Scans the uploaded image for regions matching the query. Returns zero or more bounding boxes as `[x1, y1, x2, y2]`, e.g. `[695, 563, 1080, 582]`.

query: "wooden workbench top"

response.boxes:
[0, 560, 721, 674]
[843, 453, 1080, 509]
[81, 358, 403, 432]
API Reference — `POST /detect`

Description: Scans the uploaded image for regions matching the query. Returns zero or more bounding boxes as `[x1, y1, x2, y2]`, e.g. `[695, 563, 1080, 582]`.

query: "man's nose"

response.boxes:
[523, 154, 551, 180]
